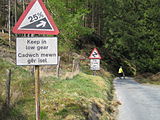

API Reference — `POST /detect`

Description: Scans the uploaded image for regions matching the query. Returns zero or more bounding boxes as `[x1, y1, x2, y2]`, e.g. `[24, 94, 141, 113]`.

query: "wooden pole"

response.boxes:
[35, 66, 40, 120]
[15, 0, 17, 38]
[72, 59, 75, 73]
[76, 59, 80, 72]
[22, 0, 25, 11]
[8, 0, 11, 48]
[14, 0, 17, 23]
[93, 71, 95, 76]
[6, 69, 11, 107]
[56, 56, 60, 78]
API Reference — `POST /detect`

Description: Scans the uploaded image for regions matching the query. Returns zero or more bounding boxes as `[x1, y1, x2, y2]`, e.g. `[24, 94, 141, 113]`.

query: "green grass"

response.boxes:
[40, 72, 113, 120]
[53, 74, 106, 99]
[0, 58, 35, 120]
[0, 58, 114, 120]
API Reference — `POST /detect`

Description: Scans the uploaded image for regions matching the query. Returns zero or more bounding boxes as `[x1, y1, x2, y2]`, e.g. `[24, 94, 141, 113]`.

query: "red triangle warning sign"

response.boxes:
[89, 48, 102, 59]
[12, 0, 59, 35]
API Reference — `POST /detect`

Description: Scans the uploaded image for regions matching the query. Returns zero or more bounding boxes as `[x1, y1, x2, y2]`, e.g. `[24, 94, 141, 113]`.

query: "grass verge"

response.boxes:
[0, 58, 35, 120]
[135, 72, 160, 85]
[41, 72, 114, 120]
[0, 58, 115, 120]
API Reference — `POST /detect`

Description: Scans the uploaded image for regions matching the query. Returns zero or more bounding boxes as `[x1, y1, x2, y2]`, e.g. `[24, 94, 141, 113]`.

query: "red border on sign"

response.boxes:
[12, 0, 59, 35]
[89, 48, 102, 59]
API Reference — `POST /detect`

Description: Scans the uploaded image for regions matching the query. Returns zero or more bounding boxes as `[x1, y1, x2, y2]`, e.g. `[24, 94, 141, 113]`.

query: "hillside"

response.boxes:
[1, 0, 160, 75]
[0, 34, 118, 120]
[1, 0, 160, 119]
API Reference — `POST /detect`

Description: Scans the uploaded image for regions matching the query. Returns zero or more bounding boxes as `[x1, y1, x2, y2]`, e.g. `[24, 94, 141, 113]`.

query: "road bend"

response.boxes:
[114, 77, 160, 120]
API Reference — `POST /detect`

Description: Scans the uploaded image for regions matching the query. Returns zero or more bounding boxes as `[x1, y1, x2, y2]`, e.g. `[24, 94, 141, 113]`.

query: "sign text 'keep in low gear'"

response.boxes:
[16, 37, 57, 65]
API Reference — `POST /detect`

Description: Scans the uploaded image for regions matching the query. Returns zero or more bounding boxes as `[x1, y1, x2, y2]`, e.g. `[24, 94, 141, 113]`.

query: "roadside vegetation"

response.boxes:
[0, 0, 160, 119]
[0, 34, 116, 119]
[40, 72, 115, 120]
[0, 56, 116, 120]
[135, 73, 160, 85]
[0, 58, 35, 120]
[0, 0, 159, 75]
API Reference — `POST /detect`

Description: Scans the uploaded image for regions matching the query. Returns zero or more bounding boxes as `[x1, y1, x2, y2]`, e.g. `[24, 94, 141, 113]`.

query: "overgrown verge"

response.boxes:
[0, 58, 35, 120]
[40, 72, 115, 120]
[135, 72, 160, 85]
[0, 57, 116, 120]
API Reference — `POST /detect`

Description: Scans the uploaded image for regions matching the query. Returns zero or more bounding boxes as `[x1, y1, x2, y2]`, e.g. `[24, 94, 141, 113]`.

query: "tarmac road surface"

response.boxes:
[114, 77, 160, 120]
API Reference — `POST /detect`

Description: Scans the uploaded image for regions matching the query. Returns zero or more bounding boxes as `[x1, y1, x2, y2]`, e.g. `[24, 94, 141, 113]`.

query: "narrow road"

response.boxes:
[114, 77, 160, 120]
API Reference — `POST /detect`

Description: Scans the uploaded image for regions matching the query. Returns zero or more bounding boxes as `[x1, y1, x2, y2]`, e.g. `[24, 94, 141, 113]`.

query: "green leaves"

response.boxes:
[47, 0, 92, 51]
[103, 0, 160, 74]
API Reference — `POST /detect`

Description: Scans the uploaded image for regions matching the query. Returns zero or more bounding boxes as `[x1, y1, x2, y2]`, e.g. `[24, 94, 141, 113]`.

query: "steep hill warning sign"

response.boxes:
[12, 0, 59, 35]
[16, 37, 58, 65]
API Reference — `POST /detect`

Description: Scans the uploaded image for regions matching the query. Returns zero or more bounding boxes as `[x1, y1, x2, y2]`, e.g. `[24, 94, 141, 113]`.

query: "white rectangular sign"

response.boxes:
[16, 37, 58, 65]
[90, 59, 100, 70]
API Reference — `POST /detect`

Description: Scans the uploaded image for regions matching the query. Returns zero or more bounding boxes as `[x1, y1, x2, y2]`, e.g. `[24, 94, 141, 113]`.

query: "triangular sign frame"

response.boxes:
[89, 48, 102, 59]
[12, 0, 59, 35]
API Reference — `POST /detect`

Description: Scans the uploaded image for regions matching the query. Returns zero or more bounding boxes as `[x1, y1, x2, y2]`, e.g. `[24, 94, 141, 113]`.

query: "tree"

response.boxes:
[102, 0, 160, 74]
[46, 0, 92, 51]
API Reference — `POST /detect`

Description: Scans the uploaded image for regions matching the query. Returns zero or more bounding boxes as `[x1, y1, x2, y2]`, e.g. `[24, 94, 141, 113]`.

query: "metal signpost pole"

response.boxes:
[35, 65, 40, 120]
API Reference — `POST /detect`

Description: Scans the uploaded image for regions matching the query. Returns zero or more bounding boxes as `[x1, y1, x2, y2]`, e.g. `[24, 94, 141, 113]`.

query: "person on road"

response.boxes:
[118, 66, 125, 79]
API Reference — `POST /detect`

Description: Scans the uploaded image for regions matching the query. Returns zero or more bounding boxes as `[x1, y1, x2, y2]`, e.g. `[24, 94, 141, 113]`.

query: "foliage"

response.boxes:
[1, 0, 159, 74]
[47, 0, 93, 51]
[0, 0, 7, 27]
[102, 0, 160, 74]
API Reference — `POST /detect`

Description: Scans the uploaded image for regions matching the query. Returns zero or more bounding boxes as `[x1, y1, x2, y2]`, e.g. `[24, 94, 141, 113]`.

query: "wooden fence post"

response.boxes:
[5, 69, 11, 107]
[72, 59, 75, 73]
[56, 56, 61, 78]
[76, 59, 80, 72]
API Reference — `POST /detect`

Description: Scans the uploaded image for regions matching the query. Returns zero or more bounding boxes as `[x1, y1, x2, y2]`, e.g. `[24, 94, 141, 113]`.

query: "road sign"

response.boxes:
[89, 48, 102, 59]
[90, 59, 100, 70]
[16, 37, 58, 65]
[12, 0, 59, 35]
